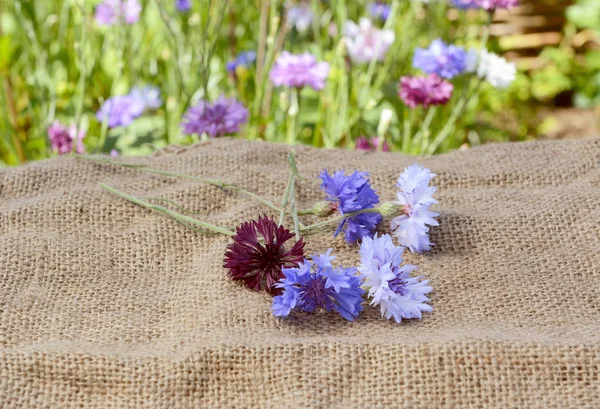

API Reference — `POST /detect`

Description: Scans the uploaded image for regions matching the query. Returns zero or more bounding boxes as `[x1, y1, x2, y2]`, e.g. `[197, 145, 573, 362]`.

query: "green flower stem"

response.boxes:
[100, 184, 235, 236]
[412, 106, 437, 152]
[278, 170, 295, 226]
[286, 88, 299, 145]
[427, 78, 483, 154]
[77, 155, 283, 213]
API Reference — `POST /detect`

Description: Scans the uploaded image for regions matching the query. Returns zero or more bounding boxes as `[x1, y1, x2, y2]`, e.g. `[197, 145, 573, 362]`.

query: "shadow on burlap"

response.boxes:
[1, 138, 599, 408]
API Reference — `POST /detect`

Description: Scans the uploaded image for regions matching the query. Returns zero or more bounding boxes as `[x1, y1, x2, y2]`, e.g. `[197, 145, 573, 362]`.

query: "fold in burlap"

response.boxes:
[1, 138, 599, 408]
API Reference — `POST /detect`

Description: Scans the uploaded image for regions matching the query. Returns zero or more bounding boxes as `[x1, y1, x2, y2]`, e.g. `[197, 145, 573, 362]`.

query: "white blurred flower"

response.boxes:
[343, 18, 395, 64]
[474, 50, 516, 89]
[287, 4, 313, 33]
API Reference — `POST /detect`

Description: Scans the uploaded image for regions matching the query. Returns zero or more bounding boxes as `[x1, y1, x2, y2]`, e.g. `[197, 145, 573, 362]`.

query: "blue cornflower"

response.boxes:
[226, 51, 257, 73]
[391, 164, 439, 252]
[175, 0, 191, 11]
[272, 250, 365, 321]
[319, 170, 382, 244]
[413, 39, 467, 79]
[359, 234, 433, 323]
[368, 2, 391, 21]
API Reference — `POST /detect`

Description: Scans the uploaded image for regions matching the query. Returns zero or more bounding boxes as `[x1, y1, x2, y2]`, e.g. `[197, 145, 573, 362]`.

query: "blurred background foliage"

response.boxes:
[0, 0, 598, 167]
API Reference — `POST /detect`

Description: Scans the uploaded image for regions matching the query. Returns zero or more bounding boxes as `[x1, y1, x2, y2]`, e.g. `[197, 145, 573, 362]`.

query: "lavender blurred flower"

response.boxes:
[175, 0, 191, 11]
[391, 164, 439, 252]
[344, 18, 395, 64]
[368, 2, 391, 21]
[226, 51, 257, 73]
[399, 74, 453, 109]
[451, 0, 519, 9]
[355, 136, 390, 152]
[320, 170, 382, 244]
[287, 3, 313, 33]
[270, 51, 330, 90]
[413, 39, 466, 79]
[130, 86, 163, 110]
[96, 95, 145, 128]
[95, 0, 142, 26]
[272, 250, 365, 321]
[47, 121, 86, 155]
[181, 95, 249, 137]
[110, 149, 120, 157]
[359, 234, 433, 323]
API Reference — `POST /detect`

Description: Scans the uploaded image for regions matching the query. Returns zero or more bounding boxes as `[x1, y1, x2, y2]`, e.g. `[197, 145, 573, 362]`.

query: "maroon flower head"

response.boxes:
[223, 216, 305, 293]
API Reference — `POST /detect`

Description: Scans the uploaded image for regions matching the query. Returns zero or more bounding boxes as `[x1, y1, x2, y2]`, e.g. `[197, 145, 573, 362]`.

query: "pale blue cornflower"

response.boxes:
[359, 234, 433, 323]
[391, 164, 439, 252]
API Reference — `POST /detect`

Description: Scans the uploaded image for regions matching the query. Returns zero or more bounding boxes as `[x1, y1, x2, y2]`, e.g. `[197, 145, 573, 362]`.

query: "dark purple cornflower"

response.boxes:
[175, 0, 191, 11]
[223, 216, 305, 293]
[413, 39, 467, 79]
[399, 74, 454, 109]
[272, 249, 365, 321]
[319, 170, 382, 244]
[181, 96, 249, 138]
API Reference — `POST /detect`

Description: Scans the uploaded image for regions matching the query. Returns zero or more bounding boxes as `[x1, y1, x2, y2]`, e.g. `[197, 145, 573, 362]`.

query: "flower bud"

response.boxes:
[378, 201, 401, 216]
[377, 108, 393, 137]
[312, 201, 336, 217]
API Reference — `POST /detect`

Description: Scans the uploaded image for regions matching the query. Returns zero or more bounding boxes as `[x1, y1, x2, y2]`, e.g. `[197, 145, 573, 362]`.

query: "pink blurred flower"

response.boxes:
[48, 121, 86, 155]
[355, 136, 390, 152]
[399, 74, 454, 109]
[270, 51, 330, 90]
[95, 0, 142, 26]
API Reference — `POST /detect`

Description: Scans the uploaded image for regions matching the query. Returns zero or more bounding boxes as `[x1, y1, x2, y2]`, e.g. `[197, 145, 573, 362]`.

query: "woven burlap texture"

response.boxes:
[1, 138, 599, 408]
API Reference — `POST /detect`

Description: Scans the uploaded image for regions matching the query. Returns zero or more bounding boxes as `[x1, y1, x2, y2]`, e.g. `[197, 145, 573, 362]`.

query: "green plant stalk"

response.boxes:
[412, 106, 437, 152]
[73, 0, 88, 143]
[278, 170, 295, 226]
[286, 88, 299, 145]
[427, 78, 483, 154]
[77, 154, 284, 213]
[100, 184, 235, 236]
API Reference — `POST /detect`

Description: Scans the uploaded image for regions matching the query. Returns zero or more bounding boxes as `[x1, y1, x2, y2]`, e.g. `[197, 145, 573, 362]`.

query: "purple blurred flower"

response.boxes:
[320, 170, 382, 244]
[359, 234, 433, 323]
[226, 51, 257, 73]
[175, 0, 191, 11]
[97, 95, 145, 128]
[269, 51, 330, 90]
[272, 250, 365, 321]
[413, 39, 466, 79]
[110, 149, 120, 157]
[451, 0, 519, 9]
[399, 74, 453, 109]
[344, 18, 395, 64]
[181, 96, 249, 137]
[47, 121, 86, 155]
[391, 164, 439, 252]
[129, 86, 163, 110]
[95, 0, 142, 26]
[368, 2, 392, 21]
[355, 136, 390, 152]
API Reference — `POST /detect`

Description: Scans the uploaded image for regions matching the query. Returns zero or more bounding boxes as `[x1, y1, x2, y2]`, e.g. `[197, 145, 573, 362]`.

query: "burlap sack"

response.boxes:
[1, 138, 599, 408]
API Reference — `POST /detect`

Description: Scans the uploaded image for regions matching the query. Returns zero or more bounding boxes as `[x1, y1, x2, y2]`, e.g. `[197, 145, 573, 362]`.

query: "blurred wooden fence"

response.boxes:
[492, 0, 573, 70]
